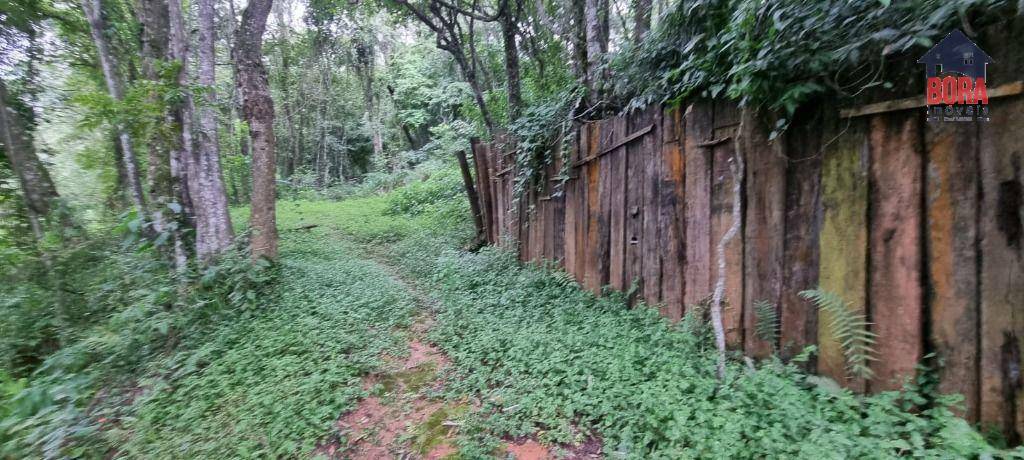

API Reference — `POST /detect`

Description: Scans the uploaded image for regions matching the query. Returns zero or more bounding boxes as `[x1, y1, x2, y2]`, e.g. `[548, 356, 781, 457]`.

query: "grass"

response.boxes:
[118, 231, 417, 458]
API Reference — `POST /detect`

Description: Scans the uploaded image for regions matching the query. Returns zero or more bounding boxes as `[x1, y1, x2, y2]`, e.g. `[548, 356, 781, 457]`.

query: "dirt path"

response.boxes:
[312, 249, 588, 460]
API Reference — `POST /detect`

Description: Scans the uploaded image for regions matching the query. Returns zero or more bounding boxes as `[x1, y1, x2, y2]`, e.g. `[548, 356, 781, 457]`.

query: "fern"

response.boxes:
[799, 288, 877, 380]
[753, 299, 779, 350]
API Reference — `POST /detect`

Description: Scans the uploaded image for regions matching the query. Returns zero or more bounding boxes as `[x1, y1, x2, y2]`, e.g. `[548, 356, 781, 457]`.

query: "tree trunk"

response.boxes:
[136, 0, 171, 203]
[195, 0, 236, 261]
[632, 0, 652, 44]
[137, 0, 190, 268]
[0, 80, 59, 239]
[584, 0, 608, 109]
[500, 1, 522, 121]
[233, 0, 278, 261]
[571, 0, 588, 98]
[167, 0, 197, 226]
[81, 0, 147, 214]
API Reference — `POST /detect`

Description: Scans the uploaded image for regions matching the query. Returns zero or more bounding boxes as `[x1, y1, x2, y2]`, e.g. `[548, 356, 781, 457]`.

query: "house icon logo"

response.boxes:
[918, 29, 992, 122]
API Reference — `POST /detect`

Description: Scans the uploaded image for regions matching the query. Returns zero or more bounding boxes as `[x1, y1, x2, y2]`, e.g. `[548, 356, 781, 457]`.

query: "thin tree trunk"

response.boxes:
[500, 0, 522, 121]
[632, 0, 651, 44]
[233, 0, 278, 261]
[81, 0, 147, 214]
[0, 80, 59, 239]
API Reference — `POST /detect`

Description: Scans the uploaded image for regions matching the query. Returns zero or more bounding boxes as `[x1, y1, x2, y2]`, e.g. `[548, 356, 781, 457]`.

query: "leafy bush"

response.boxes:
[421, 249, 1003, 458]
[0, 230, 277, 457]
[612, 0, 1015, 133]
[384, 167, 465, 216]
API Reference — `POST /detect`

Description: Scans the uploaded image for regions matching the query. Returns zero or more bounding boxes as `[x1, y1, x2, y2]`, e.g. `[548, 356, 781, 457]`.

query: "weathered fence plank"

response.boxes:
[584, 122, 605, 293]
[868, 112, 924, 392]
[925, 120, 980, 421]
[642, 106, 663, 305]
[493, 144, 506, 245]
[608, 116, 629, 291]
[596, 119, 615, 290]
[471, 138, 494, 245]
[780, 116, 823, 362]
[659, 107, 686, 320]
[683, 103, 713, 308]
[624, 109, 648, 301]
[743, 111, 786, 358]
[816, 119, 868, 391]
[551, 143, 566, 264]
[710, 124, 744, 346]
[979, 95, 1024, 440]
[574, 127, 588, 280]
[563, 133, 579, 275]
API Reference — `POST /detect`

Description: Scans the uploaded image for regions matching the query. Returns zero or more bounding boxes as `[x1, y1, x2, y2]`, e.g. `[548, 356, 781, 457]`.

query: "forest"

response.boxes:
[2, 0, 1024, 457]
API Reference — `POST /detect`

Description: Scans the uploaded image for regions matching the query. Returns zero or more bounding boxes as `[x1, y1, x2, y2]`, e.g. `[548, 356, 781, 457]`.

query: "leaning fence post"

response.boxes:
[456, 150, 485, 247]
[470, 137, 494, 245]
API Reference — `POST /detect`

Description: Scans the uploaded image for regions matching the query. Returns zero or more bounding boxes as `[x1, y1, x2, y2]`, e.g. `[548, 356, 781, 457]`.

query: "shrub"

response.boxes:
[385, 167, 465, 216]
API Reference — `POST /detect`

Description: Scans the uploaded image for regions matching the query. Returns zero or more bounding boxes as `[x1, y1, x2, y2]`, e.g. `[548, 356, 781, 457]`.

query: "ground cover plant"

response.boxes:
[320, 167, 1017, 459]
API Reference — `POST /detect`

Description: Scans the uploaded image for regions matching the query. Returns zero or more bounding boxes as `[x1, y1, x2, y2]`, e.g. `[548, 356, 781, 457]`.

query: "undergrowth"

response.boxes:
[3, 163, 1015, 458]
[118, 233, 416, 458]
[331, 165, 1015, 459]
[1, 202, 419, 457]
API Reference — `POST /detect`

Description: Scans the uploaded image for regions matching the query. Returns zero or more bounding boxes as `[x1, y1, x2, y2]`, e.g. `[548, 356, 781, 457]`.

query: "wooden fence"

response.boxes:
[469, 88, 1024, 438]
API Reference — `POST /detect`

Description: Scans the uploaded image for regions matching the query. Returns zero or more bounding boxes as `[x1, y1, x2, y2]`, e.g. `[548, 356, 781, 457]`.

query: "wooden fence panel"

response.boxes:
[583, 122, 604, 293]
[574, 128, 588, 279]
[469, 94, 1024, 435]
[624, 110, 647, 303]
[641, 106, 663, 305]
[979, 95, 1024, 439]
[595, 119, 615, 290]
[868, 112, 924, 392]
[491, 144, 502, 243]
[683, 103, 713, 307]
[471, 139, 493, 245]
[710, 124, 744, 347]
[816, 120, 869, 392]
[608, 116, 629, 291]
[925, 121, 980, 421]
[563, 132, 579, 275]
[492, 141, 502, 244]
[780, 117, 823, 362]
[659, 107, 686, 320]
[743, 111, 786, 359]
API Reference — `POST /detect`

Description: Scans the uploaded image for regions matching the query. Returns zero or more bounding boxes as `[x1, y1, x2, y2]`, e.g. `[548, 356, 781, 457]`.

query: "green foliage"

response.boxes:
[754, 299, 780, 350]
[0, 228, 278, 457]
[800, 288, 878, 380]
[120, 234, 415, 458]
[385, 167, 464, 216]
[323, 176, 1010, 459]
[507, 86, 583, 198]
[402, 249, 996, 458]
[612, 0, 1016, 134]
